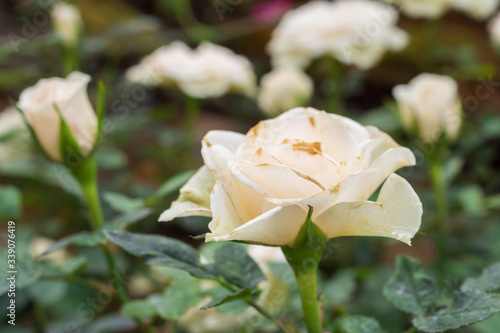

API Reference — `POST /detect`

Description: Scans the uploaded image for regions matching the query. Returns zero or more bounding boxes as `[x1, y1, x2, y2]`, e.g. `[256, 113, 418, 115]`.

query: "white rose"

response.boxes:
[488, 12, 500, 46]
[127, 41, 256, 99]
[268, 0, 409, 70]
[17, 72, 98, 163]
[383, 0, 452, 19]
[51, 3, 83, 47]
[160, 107, 422, 246]
[258, 68, 313, 117]
[125, 41, 190, 88]
[393, 73, 461, 144]
[452, 0, 500, 20]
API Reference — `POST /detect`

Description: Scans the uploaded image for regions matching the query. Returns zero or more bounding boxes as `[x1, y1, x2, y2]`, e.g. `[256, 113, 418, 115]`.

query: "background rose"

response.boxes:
[267, 0, 409, 70]
[17, 72, 98, 163]
[258, 68, 313, 117]
[126, 41, 256, 99]
[160, 107, 422, 246]
[392, 73, 462, 144]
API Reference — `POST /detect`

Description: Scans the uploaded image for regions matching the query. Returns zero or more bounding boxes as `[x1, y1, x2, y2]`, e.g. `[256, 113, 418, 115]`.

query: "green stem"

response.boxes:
[185, 97, 200, 144]
[327, 58, 343, 114]
[72, 156, 103, 230]
[71, 156, 154, 332]
[428, 156, 448, 277]
[282, 245, 325, 333]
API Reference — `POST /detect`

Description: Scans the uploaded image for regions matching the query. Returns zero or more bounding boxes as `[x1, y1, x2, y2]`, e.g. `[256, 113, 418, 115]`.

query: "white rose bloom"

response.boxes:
[393, 73, 461, 144]
[127, 41, 256, 99]
[383, 0, 452, 19]
[488, 12, 500, 46]
[452, 0, 500, 19]
[125, 41, 190, 88]
[51, 3, 83, 47]
[258, 68, 313, 117]
[268, 0, 409, 70]
[17, 72, 98, 163]
[160, 107, 422, 246]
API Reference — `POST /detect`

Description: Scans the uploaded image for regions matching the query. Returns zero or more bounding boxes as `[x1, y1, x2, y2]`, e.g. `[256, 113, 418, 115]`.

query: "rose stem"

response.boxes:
[282, 245, 325, 333]
[428, 156, 448, 278]
[327, 57, 343, 114]
[72, 156, 155, 333]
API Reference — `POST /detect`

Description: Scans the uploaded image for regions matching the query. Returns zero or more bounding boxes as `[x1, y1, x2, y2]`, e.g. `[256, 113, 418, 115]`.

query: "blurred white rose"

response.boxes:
[17, 72, 98, 163]
[488, 12, 500, 46]
[30, 236, 69, 264]
[258, 68, 313, 117]
[268, 0, 409, 70]
[393, 73, 461, 144]
[160, 107, 422, 246]
[127, 41, 256, 99]
[179, 245, 287, 333]
[383, 0, 452, 19]
[452, 0, 500, 19]
[51, 3, 83, 47]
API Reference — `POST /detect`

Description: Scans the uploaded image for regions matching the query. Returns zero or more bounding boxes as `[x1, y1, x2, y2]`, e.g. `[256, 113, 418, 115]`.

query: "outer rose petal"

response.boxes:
[314, 173, 422, 245]
[203, 130, 246, 153]
[207, 182, 244, 239]
[158, 166, 214, 221]
[209, 205, 308, 245]
[377, 173, 422, 244]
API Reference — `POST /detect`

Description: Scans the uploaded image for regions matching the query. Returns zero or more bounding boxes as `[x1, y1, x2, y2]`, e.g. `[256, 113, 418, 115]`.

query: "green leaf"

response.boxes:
[103, 192, 145, 214]
[337, 315, 383, 333]
[104, 230, 217, 279]
[458, 186, 486, 216]
[95, 146, 127, 169]
[153, 277, 205, 319]
[214, 243, 265, 289]
[41, 232, 107, 256]
[413, 291, 500, 332]
[0, 248, 41, 295]
[461, 262, 500, 293]
[154, 170, 197, 198]
[323, 269, 356, 305]
[0, 186, 22, 218]
[121, 299, 158, 320]
[201, 288, 252, 310]
[105, 208, 152, 230]
[383, 256, 439, 315]
[472, 313, 500, 333]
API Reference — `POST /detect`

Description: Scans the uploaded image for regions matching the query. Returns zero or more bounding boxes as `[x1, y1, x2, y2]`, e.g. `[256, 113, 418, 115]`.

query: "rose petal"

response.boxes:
[314, 173, 422, 245]
[202, 130, 246, 153]
[202, 141, 266, 221]
[232, 160, 325, 199]
[208, 182, 244, 238]
[210, 205, 308, 245]
[158, 166, 214, 221]
[314, 201, 393, 240]
[377, 173, 422, 245]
